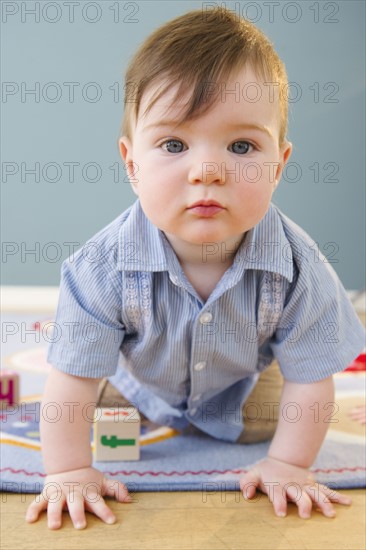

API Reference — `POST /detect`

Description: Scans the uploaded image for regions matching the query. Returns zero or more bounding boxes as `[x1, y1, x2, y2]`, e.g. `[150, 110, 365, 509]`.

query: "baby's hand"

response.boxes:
[239, 456, 352, 519]
[25, 466, 132, 529]
[348, 405, 366, 424]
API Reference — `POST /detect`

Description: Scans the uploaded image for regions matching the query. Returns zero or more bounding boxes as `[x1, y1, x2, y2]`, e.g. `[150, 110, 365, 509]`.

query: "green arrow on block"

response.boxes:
[101, 435, 136, 448]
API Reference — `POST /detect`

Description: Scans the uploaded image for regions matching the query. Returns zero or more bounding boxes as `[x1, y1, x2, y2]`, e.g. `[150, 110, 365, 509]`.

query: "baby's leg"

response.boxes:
[237, 361, 284, 444]
[96, 378, 148, 421]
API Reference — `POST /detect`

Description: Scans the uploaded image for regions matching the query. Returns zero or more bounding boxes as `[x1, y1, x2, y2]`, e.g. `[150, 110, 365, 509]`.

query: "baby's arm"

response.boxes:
[240, 376, 352, 518]
[25, 367, 132, 529]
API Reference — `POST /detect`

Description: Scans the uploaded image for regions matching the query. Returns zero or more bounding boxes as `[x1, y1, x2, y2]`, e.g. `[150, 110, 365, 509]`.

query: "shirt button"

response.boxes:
[194, 362, 206, 371]
[192, 394, 202, 402]
[169, 275, 179, 285]
[200, 312, 213, 324]
[190, 408, 197, 416]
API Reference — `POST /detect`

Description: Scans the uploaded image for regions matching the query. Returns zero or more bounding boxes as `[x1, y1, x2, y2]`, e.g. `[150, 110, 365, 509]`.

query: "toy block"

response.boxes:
[93, 406, 140, 461]
[344, 352, 366, 372]
[0, 370, 20, 408]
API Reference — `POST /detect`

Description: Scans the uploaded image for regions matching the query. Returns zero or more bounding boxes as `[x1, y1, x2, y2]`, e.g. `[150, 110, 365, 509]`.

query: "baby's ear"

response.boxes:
[274, 140, 293, 186]
[119, 137, 139, 195]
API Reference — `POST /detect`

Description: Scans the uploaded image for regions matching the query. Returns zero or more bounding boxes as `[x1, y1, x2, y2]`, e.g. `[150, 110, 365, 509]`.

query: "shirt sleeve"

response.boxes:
[270, 246, 365, 383]
[47, 246, 125, 379]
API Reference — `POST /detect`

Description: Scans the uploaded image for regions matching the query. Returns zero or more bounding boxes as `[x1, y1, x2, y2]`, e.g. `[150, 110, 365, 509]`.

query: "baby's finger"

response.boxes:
[271, 485, 287, 518]
[285, 484, 313, 519]
[25, 495, 49, 523]
[325, 487, 352, 506]
[349, 411, 366, 423]
[103, 479, 132, 503]
[67, 492, 87, 529]
[239, 470, 261, 500]
[312, 484, 352, 506]
[85, 495, 116, 525]
[47, 496, 66, 530]
[303, 484, 336, 518]
[348, 405, 366, 420]
[349, 408, 365, 415]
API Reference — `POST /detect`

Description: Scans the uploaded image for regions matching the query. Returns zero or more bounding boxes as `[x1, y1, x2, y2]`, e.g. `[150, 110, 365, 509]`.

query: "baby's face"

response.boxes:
[120, 65, 292, 249]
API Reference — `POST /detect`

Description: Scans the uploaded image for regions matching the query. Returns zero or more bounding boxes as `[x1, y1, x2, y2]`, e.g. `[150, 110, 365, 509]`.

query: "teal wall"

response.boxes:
[1, 0, 365, 288]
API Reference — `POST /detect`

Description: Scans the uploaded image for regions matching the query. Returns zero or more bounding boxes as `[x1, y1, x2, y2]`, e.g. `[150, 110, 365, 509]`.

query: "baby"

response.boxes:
[26, 7, 365, 529]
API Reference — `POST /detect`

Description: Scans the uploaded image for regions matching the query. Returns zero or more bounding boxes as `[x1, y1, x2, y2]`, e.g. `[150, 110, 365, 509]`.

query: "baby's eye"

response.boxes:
[229, 141, 253, 154]
[160, 139, 187, 153]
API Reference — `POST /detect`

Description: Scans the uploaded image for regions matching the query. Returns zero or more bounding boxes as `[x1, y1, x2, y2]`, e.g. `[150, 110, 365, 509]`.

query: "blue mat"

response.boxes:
[1, 313, 365, 494]
[1, 402, 365, 493]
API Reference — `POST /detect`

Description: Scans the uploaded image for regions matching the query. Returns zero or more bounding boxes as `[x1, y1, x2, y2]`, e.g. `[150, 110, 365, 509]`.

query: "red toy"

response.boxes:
[343, 352, 366, 372]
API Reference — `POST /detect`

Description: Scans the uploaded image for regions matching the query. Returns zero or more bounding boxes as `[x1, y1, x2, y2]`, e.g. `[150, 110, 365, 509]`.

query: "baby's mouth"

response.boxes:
[187, 200, 225, 217]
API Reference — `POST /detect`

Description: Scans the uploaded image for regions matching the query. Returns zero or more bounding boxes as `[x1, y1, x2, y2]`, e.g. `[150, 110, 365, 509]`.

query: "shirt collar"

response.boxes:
[117, 200, 293, 282]
[234, 203, 294, 282]
[116, 200, 168, 271]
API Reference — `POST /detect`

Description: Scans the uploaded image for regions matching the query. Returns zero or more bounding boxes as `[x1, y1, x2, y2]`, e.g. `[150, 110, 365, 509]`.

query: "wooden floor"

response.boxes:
[2, 387, 365, 550]
[1, 309, 365, 550]
[0, 488, 365, 550]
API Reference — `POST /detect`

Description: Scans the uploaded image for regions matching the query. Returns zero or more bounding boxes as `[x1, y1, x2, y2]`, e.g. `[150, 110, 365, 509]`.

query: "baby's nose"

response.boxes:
[188, 160, 226, 185]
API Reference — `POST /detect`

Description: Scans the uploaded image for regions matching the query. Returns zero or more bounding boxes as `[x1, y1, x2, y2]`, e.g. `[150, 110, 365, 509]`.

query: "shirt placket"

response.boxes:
[187, 308, 216, 419]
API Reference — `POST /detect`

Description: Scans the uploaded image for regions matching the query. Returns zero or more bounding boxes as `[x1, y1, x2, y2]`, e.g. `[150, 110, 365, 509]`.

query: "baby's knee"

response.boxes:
[236, 418, 278, 444]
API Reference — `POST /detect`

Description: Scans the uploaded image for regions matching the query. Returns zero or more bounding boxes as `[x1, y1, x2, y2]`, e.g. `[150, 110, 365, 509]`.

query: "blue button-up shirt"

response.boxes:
[47, 200, 365, 441]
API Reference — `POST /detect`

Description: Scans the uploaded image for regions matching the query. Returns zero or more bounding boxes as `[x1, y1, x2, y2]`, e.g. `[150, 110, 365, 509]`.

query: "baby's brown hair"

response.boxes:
[121, 6, 289, 146]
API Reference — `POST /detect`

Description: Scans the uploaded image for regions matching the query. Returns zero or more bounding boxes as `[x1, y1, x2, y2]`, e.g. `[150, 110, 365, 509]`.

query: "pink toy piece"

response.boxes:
[0, 370, 20, 408]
